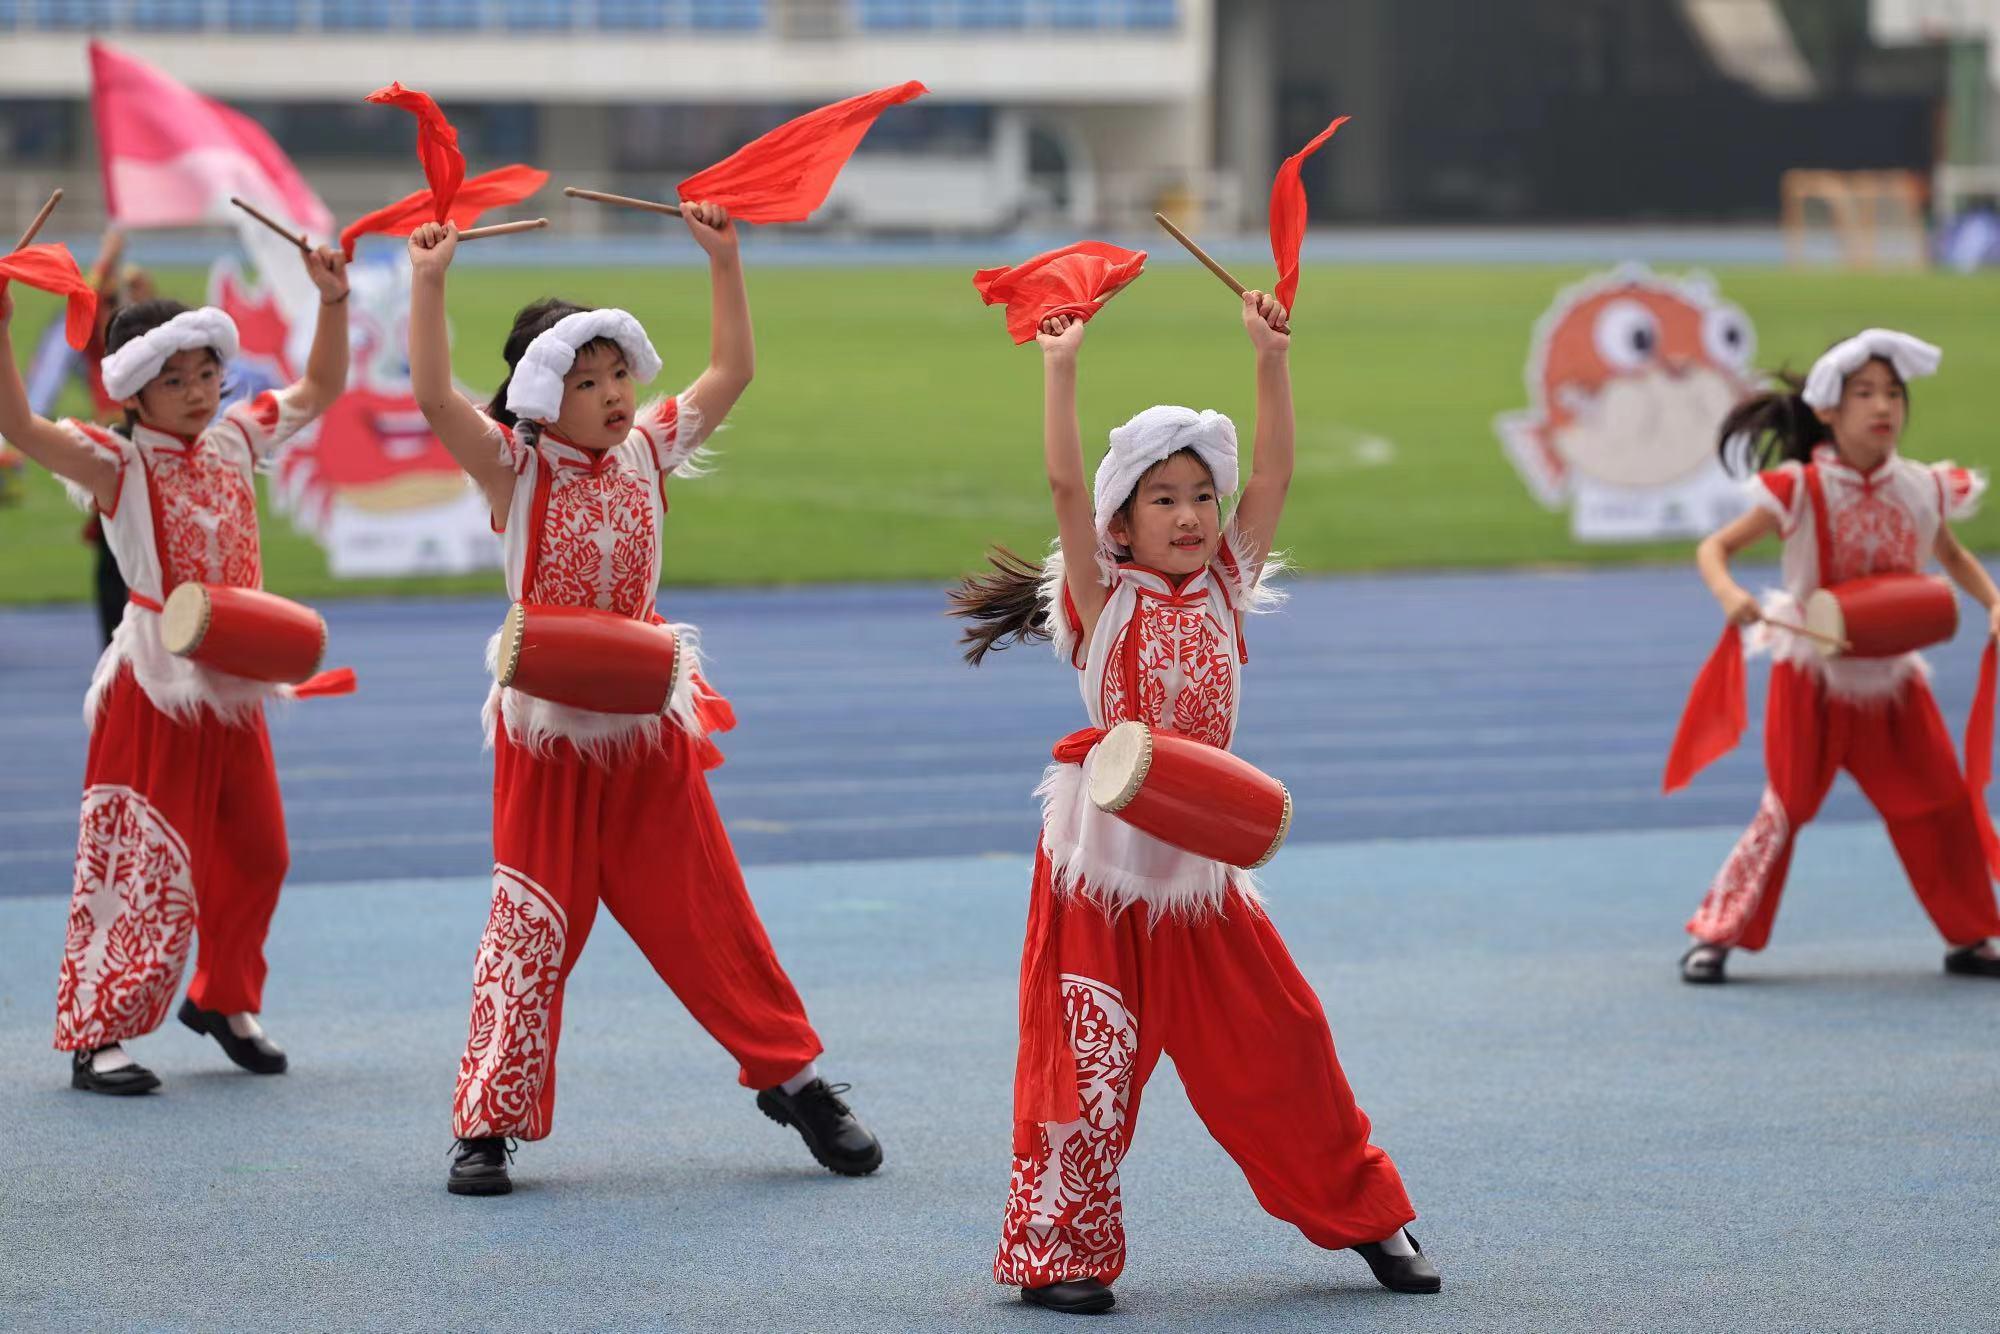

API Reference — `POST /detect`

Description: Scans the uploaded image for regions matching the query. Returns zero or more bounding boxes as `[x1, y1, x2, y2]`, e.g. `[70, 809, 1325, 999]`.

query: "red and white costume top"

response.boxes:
[478, 391, 719, 761]
[58, 388, 316, 728]
[1035, 528, 1277, 917]
[1746, 445, 1984, 700]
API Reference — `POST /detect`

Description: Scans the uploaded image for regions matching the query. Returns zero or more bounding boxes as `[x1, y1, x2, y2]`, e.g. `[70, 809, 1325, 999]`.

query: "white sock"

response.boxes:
[90, 1043, 135, 1074]
[1375, 1227, 1416, 1257]
[225, 1012, 266, 1040]
[779, 1061, 821, 1095]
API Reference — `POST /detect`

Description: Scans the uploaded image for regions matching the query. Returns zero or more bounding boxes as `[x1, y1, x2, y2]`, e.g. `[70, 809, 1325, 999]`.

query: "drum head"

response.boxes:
[1802, 589, 1847, 659]
[495, 603, 528, 687]
[159, 584, 211, 656]
[1087, 721, 1153, 813]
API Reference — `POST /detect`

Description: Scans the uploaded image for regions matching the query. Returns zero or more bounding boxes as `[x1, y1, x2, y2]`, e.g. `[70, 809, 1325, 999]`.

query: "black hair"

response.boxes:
[1718, 348, 1910, 478]
[486, 298, 625, 447]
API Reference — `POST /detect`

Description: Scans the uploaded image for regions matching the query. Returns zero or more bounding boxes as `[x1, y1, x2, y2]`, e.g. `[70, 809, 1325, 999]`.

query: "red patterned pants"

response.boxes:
[55, 669, 288, 1051]
[451, 720, 823, 1140]
[1689, 664, 2000, 951]
[993, 851, 1415, 1289]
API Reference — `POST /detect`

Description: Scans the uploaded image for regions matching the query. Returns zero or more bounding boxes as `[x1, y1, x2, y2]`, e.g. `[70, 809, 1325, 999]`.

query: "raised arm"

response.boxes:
[1935, 523, 2000, 639]
[0, 286, 118, 509]
[677, 201, 753, 427]
[1229, 289, 1293, 572]
[289, 245, 351, 419]
[407, 222, 516, 520]
[1036, 314, 1109, 641]
[1696, 506, 1781, 625]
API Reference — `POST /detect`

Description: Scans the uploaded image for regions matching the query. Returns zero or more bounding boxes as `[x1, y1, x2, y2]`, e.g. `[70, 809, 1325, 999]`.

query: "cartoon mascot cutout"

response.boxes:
[1496, 264, 1759, 542]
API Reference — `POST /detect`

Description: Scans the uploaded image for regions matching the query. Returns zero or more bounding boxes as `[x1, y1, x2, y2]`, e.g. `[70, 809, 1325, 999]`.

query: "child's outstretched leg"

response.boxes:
[1685, 663, 1844, 981]
[994, 857, 1166, 1315]
[1159, 895, 1432, 1292]
[596, 726, 873, 1174]
[448, 726, 608, 1196]
[1841, 678, 2000, 975]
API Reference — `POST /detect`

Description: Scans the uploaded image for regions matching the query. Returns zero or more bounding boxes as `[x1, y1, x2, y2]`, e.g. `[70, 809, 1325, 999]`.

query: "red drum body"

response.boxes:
[496, 603, 682, 715]
[160, 584, 327, 683]
[1804, 574, 1958, 659]
[1086, 721, 1292, 869]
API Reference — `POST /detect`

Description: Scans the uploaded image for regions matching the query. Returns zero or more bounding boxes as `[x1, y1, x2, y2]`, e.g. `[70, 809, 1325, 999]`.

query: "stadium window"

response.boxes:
[958, 0, 1026, 28]
[1044, 0, 1104, 30]
[225, 0, 301, 29]
[33, 0, 113, 26]
[503, 0, 573, 29]
[0, 101, 79, 163]
[1119, 0, 1174, 28]
[597, 0, 673, 28]
[318, 0, 393, 28]
[689, 0, 764, 30]
[412, 0, 484, 29]
[857, 0, 936, 30]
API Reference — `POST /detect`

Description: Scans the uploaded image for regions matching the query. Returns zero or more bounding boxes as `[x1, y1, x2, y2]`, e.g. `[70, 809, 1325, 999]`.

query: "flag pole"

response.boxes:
[563, 186, 684, 218]
[14, 189, 63, 250]
[229, 196, 312, 255]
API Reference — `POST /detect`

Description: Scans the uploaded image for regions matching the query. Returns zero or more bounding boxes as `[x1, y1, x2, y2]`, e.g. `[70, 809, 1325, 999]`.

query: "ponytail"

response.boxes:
[947, 546, 1052, 666]
[1717, 370, 1825, 477]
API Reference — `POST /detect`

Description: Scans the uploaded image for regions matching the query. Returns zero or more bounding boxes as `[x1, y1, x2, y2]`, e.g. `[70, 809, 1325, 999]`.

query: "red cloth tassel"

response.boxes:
[340, 165, 548, 260]
[367, 82, 465, 217]
[1964, 639, 2000, 878]
[291, 666, 357, 699]
[1662, 623, 1747, 794]
[0, 244, 99, 350]
[973, 242, 1147, 345]
[1268, 116, 1349, 313]
[676, 80, 927, 224]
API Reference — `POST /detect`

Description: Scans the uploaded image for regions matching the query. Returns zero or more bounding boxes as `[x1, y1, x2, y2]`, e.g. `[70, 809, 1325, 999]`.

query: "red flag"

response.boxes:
[973, 242, 1147, 345]
[1662, 623, 1747, 793]
[340, 164, 548, 260]
[1964, 639, 2000, 877]
[88, 40, 332, 236]
[0, 244, 99, 350]
[364, 83, 466, 222]
[677, 81, 928, 224]
[1268, 116, 1349, 312]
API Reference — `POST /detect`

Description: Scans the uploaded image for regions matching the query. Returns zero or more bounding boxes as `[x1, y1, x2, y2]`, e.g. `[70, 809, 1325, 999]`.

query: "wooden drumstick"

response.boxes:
[14, 189, 62, 250]
[564, 186, 685, 218]
[457, 217, 550, 241]
[230, 196, 312, 255]
[563, 186, 685, 218]
[1764, 617, 1851, 652]
[1153, 211, 1245, 297]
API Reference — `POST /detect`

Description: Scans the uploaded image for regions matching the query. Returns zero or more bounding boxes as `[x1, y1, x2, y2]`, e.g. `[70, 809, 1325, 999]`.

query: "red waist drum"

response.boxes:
[1086, 721, 1292, 869]
[160, 584, 327, 684]
[1804, 574, 1958, 659]
[495, 603, 683, 715]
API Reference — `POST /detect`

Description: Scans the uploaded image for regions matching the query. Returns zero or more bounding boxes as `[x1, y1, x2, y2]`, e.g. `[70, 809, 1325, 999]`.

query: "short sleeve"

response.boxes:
[1932, 461, 1987, 523]
[219, 385, 316, 465]
[55, 419, 130, 516]
[475, 405, 535, 476]
[631, 389, 711, 477]
[1749, 465, 1803, 535]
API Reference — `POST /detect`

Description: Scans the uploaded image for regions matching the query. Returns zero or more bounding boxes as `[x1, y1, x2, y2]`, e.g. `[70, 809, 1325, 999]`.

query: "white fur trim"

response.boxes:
[1934, 461, 1988, 522]
[653, 392, 713, 479]
[1802, 329, 1941, 409]
[481, 620, 711, 765]
[57, 422, 124, 513]
[100, 308, 240, 402]
[1036, 759, 1260, 920]
[1750, 590, 1930, 702]
[1092, 406, 1238, 557]
[504, 309, 663, 426]
[87, 606, 273, 732]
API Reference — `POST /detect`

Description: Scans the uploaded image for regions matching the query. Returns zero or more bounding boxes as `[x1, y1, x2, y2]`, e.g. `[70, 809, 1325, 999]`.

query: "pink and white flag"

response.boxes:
[89, 40, 332, 237]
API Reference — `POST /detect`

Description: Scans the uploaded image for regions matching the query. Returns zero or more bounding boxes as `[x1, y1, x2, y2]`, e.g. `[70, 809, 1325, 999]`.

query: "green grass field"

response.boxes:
[4, 262, 1996, 604]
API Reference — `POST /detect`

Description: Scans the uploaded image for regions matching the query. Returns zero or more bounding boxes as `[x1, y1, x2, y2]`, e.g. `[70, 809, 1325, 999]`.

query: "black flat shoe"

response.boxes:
[1681, 943, 1729, 985]
[756, 1078, 883, 1177]
[446, 1137, 514, 1196]
[1944, 944, 2000, 977]
[1351, 1232, 1442, 1293]
[1020, 1279, 1115, 1314]
[69, 1048, 161, 1096]
[178, 998, 287, 1074]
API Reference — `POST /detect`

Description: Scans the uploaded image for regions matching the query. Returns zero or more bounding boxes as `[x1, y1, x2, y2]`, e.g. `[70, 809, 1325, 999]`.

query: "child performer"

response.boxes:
[0, 245, 352, 1094]
[1682, 330, 2000, 983]
[949, 296, 1439, 1315]
[405, 210, 882, 1198]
